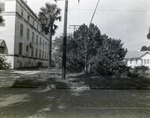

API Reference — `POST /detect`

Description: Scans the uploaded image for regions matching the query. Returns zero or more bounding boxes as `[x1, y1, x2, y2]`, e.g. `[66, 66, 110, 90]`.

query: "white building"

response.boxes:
[0, 0, 49, 69]
[125, 51, 150, 68]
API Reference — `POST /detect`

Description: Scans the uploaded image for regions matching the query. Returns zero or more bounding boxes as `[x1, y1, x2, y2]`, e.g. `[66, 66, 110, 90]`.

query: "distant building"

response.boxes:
[125, 51, 150, 68]
[0, 0, 49, 69]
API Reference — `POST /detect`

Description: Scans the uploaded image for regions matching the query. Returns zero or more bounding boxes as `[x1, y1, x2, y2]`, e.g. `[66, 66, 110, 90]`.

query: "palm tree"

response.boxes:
[38, 3, 61, 67]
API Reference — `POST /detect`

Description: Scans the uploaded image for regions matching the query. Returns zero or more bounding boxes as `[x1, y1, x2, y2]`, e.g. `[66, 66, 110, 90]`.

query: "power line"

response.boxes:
[90, 0, 100, 24]
[69, 9, 149, 12]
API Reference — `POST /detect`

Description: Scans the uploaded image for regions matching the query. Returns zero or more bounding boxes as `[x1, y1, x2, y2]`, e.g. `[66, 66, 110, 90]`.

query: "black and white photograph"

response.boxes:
[0, 0, 150, 117]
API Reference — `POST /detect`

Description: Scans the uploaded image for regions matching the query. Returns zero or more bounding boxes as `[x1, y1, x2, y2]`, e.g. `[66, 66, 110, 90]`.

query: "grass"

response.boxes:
[11, 69, 150, 90]
[67, 73, 150, 90]
[12, 74, 69, 89]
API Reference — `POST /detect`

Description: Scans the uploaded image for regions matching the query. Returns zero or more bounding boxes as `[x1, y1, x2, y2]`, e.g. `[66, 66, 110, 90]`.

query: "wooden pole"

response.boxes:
[62, 0, 68, 79]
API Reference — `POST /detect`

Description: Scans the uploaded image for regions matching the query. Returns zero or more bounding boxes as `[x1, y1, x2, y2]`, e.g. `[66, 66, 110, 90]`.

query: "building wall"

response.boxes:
[127, 59, 141, 68]
[127, 53, 150, 68]
[0, 0, 50, 69]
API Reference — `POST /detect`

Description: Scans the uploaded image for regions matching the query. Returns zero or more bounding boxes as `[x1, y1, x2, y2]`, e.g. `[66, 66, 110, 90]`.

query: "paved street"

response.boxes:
[0, 88, 150, 118]
[0, 69, 150, 118]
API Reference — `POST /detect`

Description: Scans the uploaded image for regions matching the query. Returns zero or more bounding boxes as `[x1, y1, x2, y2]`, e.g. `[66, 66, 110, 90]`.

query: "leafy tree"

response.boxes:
[52, 35, 63, 67]
[53, 23, 128, 76]
[38, 3, 61, 67]
[0, 8, 4, 23]
[73, 23, 102, 73]
[147, 46, 150, 51]
[141, 46, 148, 51]
[91, 35, 128, 76]
[147, 29, 150, 39]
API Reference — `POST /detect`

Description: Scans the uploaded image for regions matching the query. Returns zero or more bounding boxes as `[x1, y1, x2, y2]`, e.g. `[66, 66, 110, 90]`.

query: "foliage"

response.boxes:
[130, 66, 149, 78]
[53, 23, 128, 76]
[38, 3, 61, 66]
[134, 65, 149, 73]
[141, 46, 148, 51]
[147, 31, 150, 39]
[91, 35, 128, 77]
[0, 56, 11, 70]
[73, 23, 102, 72]
[38, 3, 61, 35]
[0, 8, 4, 23]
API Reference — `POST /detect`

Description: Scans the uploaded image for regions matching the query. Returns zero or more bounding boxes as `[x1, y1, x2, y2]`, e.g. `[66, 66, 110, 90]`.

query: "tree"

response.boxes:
[147, 28, 150, 39]
[147, 46, 150, 51]
[73, 23, 102, 73]
[38, 3, 61, 67]
[53, 23, 128, 76]
[0, 8, 4, 23]
[91, 35, 128, 76]
[141, 46, 148, 51]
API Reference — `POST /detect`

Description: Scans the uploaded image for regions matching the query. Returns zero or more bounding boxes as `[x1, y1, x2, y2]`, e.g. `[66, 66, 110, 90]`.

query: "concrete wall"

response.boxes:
[0, 0, 50, 69]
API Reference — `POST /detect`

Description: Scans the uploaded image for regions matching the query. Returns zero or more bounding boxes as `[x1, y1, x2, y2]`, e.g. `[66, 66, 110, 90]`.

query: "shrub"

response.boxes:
[0, 55, 11, 70]
[130, 66, 149, 78]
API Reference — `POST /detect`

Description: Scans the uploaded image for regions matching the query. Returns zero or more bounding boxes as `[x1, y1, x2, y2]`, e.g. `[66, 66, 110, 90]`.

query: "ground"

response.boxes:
[0, 88, 150, 118]
[0, 69, 150, 118]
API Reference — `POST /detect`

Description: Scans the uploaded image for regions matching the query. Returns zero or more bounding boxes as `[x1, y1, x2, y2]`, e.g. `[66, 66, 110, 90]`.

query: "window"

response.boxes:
[27, 28, 30, 40]
[42, 51, 44, 59]
[26, 45, 28, 52]
[147, 59, 149, 64]
[43, 40, 44, 47]
[141, 59, 143, 64]
[27, 15, 30, 22]
[39, 50, 41, 59]
[32, 32, 34, 42]
[33, 20, 34, 27]
[130, 60, 132, 64]
[31, 48, 34, 57]
[144, 59, 146, 64]
[19, 43, 22, 55]
[36, 49, 38, 58]
[20, 23, 23, 37]
[0, 47, 4, 54]
[21, 7, 24, 17]
[40, 38, 41, 45]
[45, 52, 46, 59]
[36, 35, 38, 44]
[0, 3, 5, 11]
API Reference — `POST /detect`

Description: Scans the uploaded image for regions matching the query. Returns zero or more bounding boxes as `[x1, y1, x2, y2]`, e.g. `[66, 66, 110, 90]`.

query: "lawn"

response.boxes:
[12, 70, 150, 90]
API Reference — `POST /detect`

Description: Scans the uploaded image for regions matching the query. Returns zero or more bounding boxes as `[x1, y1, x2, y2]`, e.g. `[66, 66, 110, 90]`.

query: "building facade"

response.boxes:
[125, 51, 150, 68]
[0, 0, 49, 69]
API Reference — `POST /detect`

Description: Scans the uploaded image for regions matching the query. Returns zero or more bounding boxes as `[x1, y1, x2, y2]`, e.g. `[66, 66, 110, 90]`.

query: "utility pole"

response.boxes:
[62, 0, 68, 79]
[55, 0, 79, 79]
[69, 25, 80, 32]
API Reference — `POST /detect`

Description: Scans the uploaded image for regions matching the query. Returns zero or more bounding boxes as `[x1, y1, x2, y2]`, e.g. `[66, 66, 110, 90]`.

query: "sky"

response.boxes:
[26, 0, 150, 51]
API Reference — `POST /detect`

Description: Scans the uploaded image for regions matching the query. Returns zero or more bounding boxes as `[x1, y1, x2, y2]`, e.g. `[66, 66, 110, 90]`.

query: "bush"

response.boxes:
[12, 76, 48, 88]
[0, 55, 11, 70]
[130, 66, 149, 78]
